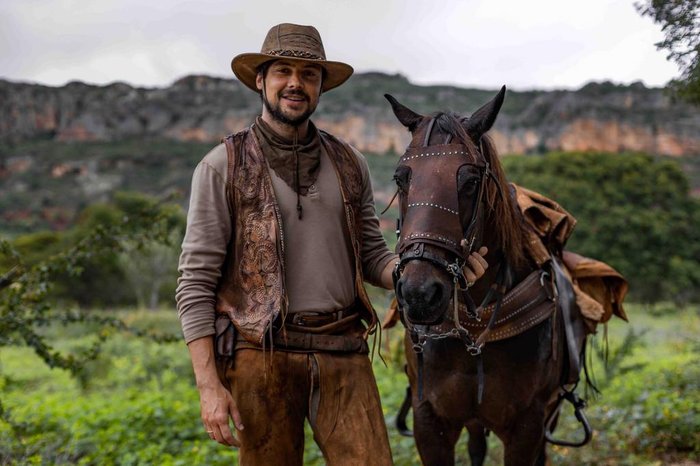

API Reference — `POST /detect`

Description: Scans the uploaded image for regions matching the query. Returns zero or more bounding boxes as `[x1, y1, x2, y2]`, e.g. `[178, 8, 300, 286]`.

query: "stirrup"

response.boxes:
[544, 387, 592, 447]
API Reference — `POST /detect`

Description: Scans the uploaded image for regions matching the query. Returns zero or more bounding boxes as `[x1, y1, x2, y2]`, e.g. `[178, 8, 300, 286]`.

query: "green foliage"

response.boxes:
[0, 139, 211, 234]
[1, 304, 697, 465]
[0, 337, 234, 466]
[502, 152, 700, 303]
[2, 191, 185, 308]
[636, 0, 700, 105]
[601, 352, 700, 456]
[548, 304, 700, 465]
[0, 193, 182, 380]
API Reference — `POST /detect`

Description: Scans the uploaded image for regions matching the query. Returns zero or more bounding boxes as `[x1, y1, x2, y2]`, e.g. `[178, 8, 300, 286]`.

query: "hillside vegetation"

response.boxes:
[1, 142, 698, 305]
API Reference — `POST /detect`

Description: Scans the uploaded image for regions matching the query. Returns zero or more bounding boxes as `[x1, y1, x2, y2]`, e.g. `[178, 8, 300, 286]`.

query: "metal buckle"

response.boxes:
[446, 262, 462, 278]
[540, 270, 557, 300]
[467, 344, 482, 356]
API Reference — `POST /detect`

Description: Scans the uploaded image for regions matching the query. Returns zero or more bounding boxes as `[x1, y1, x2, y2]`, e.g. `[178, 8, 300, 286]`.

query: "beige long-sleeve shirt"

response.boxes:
[176, 138, 396, 344]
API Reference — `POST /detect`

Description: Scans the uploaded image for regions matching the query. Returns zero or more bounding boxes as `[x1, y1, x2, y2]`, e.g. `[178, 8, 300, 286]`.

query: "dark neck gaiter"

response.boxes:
[254, 117, 322, 198]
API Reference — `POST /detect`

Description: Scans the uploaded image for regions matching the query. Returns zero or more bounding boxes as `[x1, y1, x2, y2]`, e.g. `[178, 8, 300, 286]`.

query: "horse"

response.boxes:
[385, 87, 590, 466]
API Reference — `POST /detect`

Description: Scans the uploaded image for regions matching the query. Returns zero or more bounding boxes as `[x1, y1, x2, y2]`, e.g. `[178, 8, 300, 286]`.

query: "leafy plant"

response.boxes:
[502, 152, 700, 304]
[0, 193, 182, 388]
[636, 0, 700, 105]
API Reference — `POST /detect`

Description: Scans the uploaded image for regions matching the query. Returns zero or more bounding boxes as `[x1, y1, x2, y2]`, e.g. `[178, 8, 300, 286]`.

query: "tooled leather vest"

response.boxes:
[214, 125, 378, 345]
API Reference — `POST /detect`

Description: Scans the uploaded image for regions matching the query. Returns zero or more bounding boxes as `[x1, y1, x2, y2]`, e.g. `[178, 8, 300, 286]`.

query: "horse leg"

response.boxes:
[533, 409, 558, 466]
[501, 409, 547, 466]
[534, 445, 549, 466]
[413, 401, 463, 466]
[466, 421, 488, 466]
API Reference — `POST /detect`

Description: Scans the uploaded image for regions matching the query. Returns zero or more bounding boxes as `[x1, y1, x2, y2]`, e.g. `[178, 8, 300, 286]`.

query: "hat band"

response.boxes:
[267, 49, 324, 60]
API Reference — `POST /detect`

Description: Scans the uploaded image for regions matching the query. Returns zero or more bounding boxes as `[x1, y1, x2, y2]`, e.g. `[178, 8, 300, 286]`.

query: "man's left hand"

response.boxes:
[379, 246, 489, 290]
[464, 246, 489, 286]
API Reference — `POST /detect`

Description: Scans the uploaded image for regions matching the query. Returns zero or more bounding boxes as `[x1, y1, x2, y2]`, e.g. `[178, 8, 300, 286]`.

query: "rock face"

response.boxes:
[1, 74, 699, 156]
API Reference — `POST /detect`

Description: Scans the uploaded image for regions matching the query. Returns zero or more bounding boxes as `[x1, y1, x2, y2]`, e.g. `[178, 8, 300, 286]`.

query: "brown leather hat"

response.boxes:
[231, 23, 354, 93]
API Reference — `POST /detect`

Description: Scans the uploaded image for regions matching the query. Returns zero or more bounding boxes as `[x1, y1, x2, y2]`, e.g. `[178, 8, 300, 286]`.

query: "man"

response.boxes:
[176, 23, 488, 465]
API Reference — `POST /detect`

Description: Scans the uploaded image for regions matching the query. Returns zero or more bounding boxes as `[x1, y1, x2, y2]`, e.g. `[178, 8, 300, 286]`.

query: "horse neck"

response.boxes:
[470, 219, 533, 300]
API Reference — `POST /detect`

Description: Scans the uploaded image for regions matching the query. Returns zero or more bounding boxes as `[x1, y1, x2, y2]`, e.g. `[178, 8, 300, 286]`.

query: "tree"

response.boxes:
[636, 0, 700, 104]
[119, 228, 183, 310]
[0, 193, 182, 390]
[503, 152, 700, 304]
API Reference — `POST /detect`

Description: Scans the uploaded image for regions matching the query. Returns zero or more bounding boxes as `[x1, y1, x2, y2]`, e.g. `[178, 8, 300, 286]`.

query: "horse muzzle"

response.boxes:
[396, 260, 452, 325]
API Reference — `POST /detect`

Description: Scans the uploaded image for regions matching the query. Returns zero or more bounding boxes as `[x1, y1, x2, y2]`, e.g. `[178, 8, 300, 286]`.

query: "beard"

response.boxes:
[263, 89, 316, 127]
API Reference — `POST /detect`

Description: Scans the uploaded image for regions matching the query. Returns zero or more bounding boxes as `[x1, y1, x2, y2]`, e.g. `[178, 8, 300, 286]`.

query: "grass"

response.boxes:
[0, 303, 698, 465]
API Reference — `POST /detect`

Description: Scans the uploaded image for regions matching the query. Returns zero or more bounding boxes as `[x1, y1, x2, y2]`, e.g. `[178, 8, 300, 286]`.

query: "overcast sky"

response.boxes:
[0, 0, 680, 91]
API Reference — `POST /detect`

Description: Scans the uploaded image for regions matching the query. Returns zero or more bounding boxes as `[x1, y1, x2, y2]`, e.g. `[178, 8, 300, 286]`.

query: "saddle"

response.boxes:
[512, 183, 627, 327]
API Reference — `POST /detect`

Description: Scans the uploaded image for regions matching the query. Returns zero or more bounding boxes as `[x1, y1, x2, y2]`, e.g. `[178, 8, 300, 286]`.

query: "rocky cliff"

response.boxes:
[2, 73, 698, 156]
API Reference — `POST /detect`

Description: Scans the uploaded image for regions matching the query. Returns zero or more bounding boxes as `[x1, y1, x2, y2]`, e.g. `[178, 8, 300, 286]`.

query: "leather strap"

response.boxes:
[272, 330, 369, 353]
[287, 302, 359, 329]
[551, 255, 586, 385]
[284, 312, 360, 335]
[457, 269, 556, 342]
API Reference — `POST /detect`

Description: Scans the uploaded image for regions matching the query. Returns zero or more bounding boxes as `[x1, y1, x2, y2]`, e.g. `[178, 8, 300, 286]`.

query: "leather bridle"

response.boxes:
[392, 117, 509, 402]
[392, 117, 505, 311]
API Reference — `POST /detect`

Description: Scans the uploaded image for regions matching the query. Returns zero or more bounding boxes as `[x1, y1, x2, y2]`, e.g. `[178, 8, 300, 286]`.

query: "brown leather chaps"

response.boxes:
[223, 349, 393, 465]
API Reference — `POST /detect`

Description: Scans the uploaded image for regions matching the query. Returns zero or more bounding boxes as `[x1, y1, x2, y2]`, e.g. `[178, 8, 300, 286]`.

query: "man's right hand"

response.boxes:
[198, 382, 244, 447]
[187, 336, 244, 447]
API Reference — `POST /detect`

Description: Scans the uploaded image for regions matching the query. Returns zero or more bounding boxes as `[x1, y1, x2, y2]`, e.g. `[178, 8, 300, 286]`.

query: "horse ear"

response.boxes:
[384, 94, 423, 132]
[466, 85, 506, 140]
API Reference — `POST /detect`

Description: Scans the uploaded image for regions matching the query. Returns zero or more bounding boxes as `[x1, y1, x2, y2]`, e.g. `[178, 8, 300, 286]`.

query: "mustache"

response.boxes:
[279, 89, 309, 101]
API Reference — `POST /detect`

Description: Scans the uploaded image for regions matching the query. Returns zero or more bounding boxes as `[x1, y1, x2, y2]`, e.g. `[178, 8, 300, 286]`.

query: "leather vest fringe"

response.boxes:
[214, 126, 378, 345]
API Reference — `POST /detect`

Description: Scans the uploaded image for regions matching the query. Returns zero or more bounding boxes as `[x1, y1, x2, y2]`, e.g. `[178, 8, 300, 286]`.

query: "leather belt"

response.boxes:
[234, 302, 369, 354]
[289, 306, 353, 327]
[273, 329, 369, 353]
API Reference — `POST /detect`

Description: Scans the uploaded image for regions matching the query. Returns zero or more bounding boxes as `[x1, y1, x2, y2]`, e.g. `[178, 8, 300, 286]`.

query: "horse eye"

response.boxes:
[394, 166, 411, 192]
[458, 169, 480, 194]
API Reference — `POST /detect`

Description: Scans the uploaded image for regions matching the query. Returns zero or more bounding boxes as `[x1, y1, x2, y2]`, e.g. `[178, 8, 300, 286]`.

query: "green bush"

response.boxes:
[502, 152, 700, 304]
[1, 305, 698, 465]
[2, 191, 185, 308]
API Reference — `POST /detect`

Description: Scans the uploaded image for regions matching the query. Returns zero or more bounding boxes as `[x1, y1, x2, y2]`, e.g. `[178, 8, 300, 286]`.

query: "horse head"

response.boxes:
[386, 86, 526, 325]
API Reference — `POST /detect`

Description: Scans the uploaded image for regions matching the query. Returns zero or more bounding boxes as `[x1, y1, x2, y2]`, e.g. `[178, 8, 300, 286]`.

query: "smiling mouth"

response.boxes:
[281, 93, 308, 103]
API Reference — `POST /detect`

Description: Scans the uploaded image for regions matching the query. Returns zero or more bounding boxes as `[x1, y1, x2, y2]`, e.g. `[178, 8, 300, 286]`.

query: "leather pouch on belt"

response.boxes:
[214, 314, 236, 370]
[214, 314, 236, 388]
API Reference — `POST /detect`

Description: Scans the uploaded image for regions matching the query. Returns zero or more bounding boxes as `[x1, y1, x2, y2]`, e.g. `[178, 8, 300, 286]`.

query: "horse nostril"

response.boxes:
[425, 281, 443, 307]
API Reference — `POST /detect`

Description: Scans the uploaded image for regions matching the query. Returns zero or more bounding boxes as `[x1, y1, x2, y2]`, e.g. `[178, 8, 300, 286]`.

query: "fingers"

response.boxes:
[217, 420, 241, 448]
[229, 398, 245, 432]
[464, 246, 489, 285]
[200, 386, 242, 447]
[204, 417, 241, 448]
[469, 246, 489, 276]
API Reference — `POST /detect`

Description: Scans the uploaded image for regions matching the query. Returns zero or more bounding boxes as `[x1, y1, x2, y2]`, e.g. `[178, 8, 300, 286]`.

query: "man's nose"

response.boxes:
[286, 70, 302, 88]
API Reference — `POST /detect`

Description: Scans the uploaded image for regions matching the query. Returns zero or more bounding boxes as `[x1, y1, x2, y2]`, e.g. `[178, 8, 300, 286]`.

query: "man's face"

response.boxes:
[256, 59, 323, 126]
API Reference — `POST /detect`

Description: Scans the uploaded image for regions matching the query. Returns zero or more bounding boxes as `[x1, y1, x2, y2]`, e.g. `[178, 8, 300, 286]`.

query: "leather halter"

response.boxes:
[393, 117, 508, 402]
[393, 118, 500, 289]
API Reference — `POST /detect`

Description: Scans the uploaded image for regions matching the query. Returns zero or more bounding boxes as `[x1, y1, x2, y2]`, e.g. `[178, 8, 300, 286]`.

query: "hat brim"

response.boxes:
[231, 53, 354, 93]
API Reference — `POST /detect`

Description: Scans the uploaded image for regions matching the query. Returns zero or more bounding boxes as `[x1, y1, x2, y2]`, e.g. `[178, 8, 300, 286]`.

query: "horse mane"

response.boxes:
[432, 112, 527, 269]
